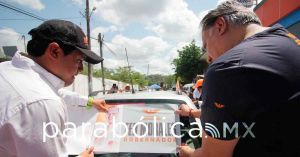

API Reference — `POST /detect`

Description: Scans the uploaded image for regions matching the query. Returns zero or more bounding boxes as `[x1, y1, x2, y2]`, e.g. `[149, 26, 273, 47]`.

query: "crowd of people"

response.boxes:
[107, 83, 132, 94]
[0, 0, 299, 157]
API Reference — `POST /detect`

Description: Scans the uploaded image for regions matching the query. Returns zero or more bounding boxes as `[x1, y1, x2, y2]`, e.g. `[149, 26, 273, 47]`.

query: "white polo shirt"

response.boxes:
[0, 52, 82, 157]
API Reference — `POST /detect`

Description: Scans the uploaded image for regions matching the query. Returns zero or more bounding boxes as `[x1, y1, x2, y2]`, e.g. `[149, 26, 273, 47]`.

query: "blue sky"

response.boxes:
[0, 0, 225, 74]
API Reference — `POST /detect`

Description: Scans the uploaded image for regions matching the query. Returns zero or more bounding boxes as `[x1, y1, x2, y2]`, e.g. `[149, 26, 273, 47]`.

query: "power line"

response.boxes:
[103, 42, 117, 56]
[55, 16, 83, 20]
[91, 36, 118, 56]
[0, 32, 25, 37]
[0, 18, 40, 21]
[0, 17, 83, 21]
[0, 1, 46, 21]
[90, 36, 97, 40]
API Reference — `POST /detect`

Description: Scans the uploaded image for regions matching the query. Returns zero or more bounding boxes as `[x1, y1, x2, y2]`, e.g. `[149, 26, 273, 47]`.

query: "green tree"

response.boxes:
[146, 74, 175, 89]
[110, 67, 148, 88]
[132, 71, 148, 87]
[93, 68, 114, 79]
[164, 75, 176, 89]
[81, 65, 157, 88]
[111, 67, 131, 83]
[146, 74, 165, 85]
[172, 40, 208, 83]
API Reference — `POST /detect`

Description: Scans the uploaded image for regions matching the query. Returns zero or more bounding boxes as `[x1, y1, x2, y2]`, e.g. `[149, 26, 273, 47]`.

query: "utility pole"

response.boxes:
[147, 64, 149, 76]
[98, 33, 105, 94]
[21, 35, 26, 53]
[125, 48, 135, 94]
[86, 0, 93, 95]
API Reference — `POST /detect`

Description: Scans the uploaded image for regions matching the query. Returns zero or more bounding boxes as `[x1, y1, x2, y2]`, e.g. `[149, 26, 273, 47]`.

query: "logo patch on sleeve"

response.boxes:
[214, 102, 225, 109]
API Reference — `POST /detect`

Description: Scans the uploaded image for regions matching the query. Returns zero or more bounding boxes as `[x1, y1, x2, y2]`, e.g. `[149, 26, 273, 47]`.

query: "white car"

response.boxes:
[67, 91, 202, 157]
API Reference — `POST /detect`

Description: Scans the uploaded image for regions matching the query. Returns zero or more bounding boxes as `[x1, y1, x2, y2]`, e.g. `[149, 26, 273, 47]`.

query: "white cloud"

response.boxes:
[146, 0, 200, 42]
[91, 25, 119, 36]
[0, 28, 26, 53]
[95, 56, 173, 75]
[94, 58, 127, 70]
[93, 34, 173, 74]
[89, 0, 169, 25]
[106, 34, 170, 61]
[71, 0, 84, 5]
[197, 10, 210, 40]
[72, 0, 200, 42]
[71, 0, 203, 74]
[11, 0, 45, 10]
[147, 57, 174, 75]
[198, 10, 210, 23]
[168, 41, 190, 61]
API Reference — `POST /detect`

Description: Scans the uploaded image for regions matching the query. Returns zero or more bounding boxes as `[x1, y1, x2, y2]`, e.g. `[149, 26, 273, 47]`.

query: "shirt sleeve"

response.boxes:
[0, 99, 69, 157]
[58, 88, 88, 107]
[200, 63, 285, 140]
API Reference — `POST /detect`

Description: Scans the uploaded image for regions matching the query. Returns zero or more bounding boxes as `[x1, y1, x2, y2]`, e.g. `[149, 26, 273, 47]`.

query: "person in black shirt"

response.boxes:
[178, 1, 300, 157]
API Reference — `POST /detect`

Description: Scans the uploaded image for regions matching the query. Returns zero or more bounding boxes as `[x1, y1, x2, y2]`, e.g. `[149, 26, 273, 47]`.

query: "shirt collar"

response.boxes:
[12, 52, 65, 90]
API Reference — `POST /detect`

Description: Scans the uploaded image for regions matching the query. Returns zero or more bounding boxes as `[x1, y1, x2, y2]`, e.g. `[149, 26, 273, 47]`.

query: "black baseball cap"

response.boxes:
[28, 19, 103, 64]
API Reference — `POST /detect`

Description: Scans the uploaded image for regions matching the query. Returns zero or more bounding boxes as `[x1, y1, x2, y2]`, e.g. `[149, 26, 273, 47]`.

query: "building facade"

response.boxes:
[254, 0, 300, 38]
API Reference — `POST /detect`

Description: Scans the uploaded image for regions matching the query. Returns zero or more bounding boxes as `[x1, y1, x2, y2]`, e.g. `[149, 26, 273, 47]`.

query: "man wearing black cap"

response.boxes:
[0, 20, 103, 157]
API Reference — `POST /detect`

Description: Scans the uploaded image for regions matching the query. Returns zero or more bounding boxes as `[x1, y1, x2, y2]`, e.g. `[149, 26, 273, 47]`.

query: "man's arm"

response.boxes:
[176, 104, 238, 157]
[58, 88, 109, 112]
[179, 131, 239, 157]
[58, 88, 88, 107]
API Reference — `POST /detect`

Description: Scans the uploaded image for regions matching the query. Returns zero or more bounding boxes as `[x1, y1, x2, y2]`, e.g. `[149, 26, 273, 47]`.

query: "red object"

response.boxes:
[255, 0, 300, 26]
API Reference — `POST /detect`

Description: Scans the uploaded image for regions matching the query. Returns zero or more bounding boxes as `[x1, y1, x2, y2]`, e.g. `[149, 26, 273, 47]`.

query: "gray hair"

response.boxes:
[200, 0, 261, 30]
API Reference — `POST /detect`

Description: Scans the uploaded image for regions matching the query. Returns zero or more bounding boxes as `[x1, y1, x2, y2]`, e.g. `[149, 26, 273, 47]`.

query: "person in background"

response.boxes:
[107, 83, 119, 94]
[160, 82, 166, 91]
[0, 19, 103, 157]
[191, 79, 204, 108]
[124, 84, 131, 92]
[188, 87, 195, 100]
[178, 1, 300, 157]
[192, 79, 203, 101]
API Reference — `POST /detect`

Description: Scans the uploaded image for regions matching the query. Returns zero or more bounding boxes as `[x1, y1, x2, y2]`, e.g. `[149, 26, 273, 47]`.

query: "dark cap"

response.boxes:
[28, 19, 103, 64]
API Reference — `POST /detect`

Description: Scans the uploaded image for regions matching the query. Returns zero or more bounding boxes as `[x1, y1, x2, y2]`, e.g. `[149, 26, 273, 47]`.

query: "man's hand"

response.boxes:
[178, 144, 195, 157]
[80, 147, 94, 157]
[176, 104, 201, 118]
[176, 104, 191, 117]
[92, 99, 110, 112]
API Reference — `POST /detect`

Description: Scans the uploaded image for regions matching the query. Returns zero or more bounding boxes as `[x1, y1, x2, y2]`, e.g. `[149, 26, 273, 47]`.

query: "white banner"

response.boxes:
[66, 103, 180, 155]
